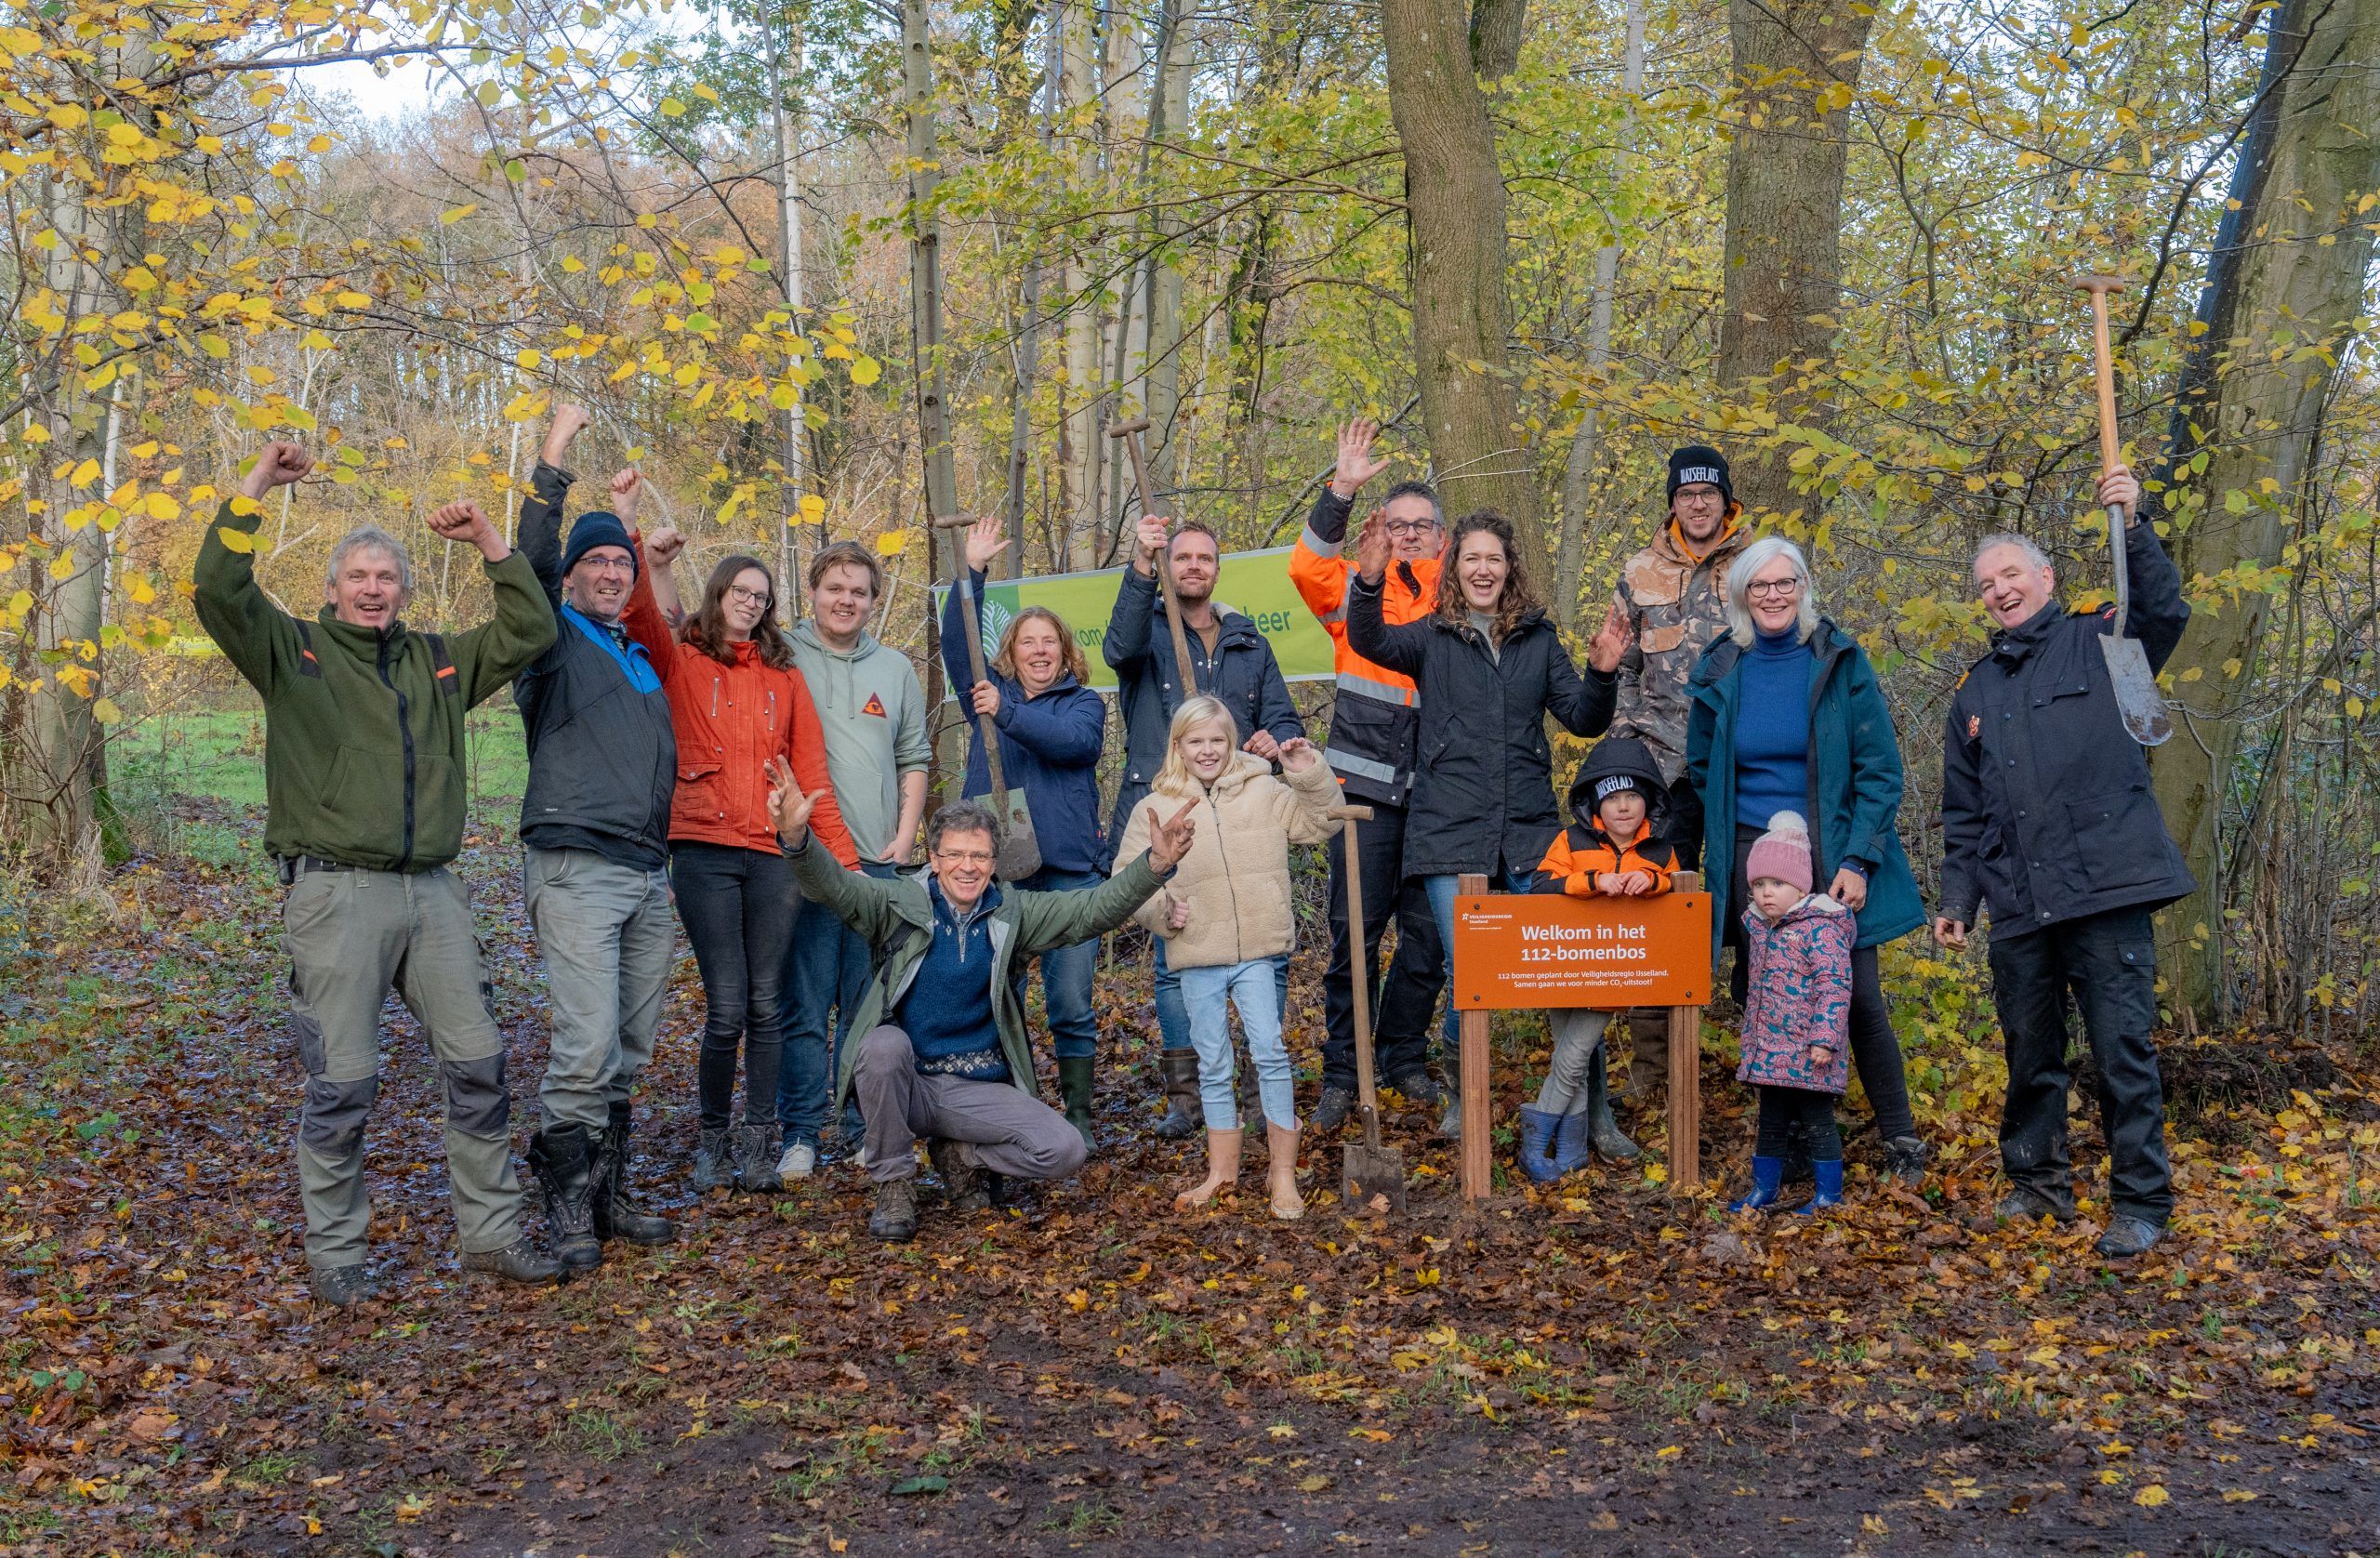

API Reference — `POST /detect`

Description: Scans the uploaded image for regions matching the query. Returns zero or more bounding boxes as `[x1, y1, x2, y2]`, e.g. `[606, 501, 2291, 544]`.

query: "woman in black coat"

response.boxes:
[1347, 511, 1632, 1131]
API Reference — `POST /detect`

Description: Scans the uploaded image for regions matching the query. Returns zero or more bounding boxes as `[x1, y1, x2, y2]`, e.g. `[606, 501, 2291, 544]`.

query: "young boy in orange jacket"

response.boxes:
[1518, 737, 1677, 1181]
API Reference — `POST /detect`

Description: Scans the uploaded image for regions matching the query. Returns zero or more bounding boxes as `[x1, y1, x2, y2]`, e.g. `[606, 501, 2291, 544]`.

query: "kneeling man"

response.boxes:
[766, 759, 1196, 1241]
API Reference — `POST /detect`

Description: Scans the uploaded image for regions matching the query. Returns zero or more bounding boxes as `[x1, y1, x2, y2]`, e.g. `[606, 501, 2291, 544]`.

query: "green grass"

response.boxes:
[112, 706, 532, 812]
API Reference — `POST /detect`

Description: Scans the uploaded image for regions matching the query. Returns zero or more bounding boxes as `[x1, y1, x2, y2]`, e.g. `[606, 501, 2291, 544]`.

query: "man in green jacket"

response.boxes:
[193, 441, 563, 1304]
[764, 759, 1197, 1242]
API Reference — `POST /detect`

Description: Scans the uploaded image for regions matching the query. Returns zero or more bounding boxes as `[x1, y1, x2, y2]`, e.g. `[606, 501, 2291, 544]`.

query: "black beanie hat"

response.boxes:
[1567, 735, 1666, 821]
[1667, 445, 1733, 508]
[561, 510, 638, 580]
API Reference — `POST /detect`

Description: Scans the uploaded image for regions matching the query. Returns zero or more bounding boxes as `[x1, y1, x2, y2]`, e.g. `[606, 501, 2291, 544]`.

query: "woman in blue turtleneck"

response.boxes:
[1685, 536, 1930, 1184]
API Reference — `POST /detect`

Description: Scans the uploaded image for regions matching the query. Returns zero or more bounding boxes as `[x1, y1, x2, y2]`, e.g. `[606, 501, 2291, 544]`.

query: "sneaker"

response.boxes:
[777, 1141, 817, 1180]
[868, 1178, 919, 1243]
[2096, 1216, 2164, 1259]
[1310, 1086, 1356, 1134]
[308, 1264, 382, 1307]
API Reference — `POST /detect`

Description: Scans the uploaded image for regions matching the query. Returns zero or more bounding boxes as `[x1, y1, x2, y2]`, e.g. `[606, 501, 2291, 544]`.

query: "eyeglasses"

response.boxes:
[575, 555, 636, 574]
[1384, 520, 1438, 538]
[935, 849, 996, 866]
[1745, 578, 1803, 600]
[725, 585, 772, 607]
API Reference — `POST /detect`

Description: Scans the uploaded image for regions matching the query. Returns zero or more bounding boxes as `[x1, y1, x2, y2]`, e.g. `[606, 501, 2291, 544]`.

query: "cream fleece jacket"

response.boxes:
[1111, 751, 1340, 970]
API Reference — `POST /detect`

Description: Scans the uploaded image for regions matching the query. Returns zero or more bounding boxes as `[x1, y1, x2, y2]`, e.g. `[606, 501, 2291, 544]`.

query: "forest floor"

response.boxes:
[4, 781, 2378, 1556]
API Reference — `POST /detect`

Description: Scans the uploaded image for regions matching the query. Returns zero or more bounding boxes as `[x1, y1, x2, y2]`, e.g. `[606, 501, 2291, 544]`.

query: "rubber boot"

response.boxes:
[595, 1102, 678, 1244]
[1550, 1110, 1594, 1176]
[1058, 1055, 1096, 1154]
[1264, 1119, 1305, 1221]
[1514, 1105, 1565, 1183]
[1797, 1157, 1844, 1215]
[1177, 1128, 1242, 1208]
[1584, 1046, 1640, 1162]
[1153, 1048, 1202, 1141]
[1729, 1154, 1786, 1214]
[527, 1123, 602, 1274]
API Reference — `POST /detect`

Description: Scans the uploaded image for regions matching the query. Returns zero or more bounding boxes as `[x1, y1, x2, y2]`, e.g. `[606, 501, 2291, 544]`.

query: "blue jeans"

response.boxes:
[1156, 938, 1288, 1054]
[1009, 866, 1101, 1061]
[1423, 868, 1530, 1052]
[777, 860, 900, 1145]
[1178, 955, 1296, 1131]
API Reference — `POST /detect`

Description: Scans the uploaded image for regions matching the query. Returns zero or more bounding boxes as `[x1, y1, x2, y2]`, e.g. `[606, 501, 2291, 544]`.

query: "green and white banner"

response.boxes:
[934, 546, 1337, 694]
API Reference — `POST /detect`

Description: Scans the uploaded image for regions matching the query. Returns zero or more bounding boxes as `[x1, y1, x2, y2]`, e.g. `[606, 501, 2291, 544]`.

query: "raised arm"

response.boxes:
[433, 500, 556, 706]
[998, 681, 1106, 766]
[519, 404, 591, 605]
[1269, 740, 1342, 845]
[621, 526, 681, 678]
[192, 442, 313, 693]
[1543, 644, 1619, 738]
[1344, 570, 1427, 677]
[2103, 467, 2189, 672]
[1104, 522, 1165, 671]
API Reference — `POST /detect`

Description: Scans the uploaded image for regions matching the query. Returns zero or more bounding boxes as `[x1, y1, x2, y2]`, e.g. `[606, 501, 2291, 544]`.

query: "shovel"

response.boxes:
[1331, 803, 1406, 1213]
[933, 515, 1042, 878]
[2077, 276, 2175, 746]
[1108, 417, 1200, 699]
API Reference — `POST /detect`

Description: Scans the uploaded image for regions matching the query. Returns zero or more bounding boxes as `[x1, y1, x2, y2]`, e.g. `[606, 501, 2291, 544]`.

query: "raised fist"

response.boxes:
[241, 442, 312, 498]
[642, 523, 685, 565]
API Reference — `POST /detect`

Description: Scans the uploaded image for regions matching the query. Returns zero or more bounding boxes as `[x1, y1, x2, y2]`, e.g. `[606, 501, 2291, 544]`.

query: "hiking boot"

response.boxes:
[777, 1140, 818, 1181]
[1584, 1045, 1639, 1162]
[1438, 1091, 1462, 1142]
[1385, 1069, 1445, 1109]
[1310, 1086, 1356, 1134]
[1058, 1055, 1096, 1155]
[868, 1177, 919, 1243]
[735, 1123, 784, 1195]
[527, 1124, 602, 1274]
[2096, 1216, 2164, 1259]
[1995, 1186, 2075, 1224]
[1881, 1134, 1929, 1187]
[595, 1103, 677, 1245]
[308, 1264, 381, 1307]
[462, 1238, 563, 1287]
[1153, 1048, 1201, 1141]
[929, 1138, 990, 1212]
[691, 1128, 736, 1195]
[1514, 1105, 1565, 1184]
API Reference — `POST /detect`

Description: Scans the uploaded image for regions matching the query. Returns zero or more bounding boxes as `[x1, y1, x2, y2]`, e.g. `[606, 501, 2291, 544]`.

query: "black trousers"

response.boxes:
[1725, 823, 1916, 1141]
[669, 840, 801, 1130]
[1318, 802, 1446, 1089]
[1666, 775, 1704, 875]
[1988, 905, 2173, 1224]
[1755, 1087, 1841, 1159]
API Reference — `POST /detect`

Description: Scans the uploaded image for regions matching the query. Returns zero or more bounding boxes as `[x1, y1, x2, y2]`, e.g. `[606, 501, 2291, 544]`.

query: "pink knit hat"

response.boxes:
[1745, 811, 1814, 894]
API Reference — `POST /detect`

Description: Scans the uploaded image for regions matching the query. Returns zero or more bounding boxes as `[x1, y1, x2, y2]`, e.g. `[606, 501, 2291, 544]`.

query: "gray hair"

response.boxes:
[1725, 535, 1819, 647]
[1972, 531, 2053, 573]
[325, 525, 415, 597]
[926, 799, 1002, 854]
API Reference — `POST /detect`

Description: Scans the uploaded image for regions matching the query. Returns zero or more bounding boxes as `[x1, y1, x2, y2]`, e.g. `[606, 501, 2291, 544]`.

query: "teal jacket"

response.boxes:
[789, 838, 1170, 1109]
[1685, 617, 1924, 957]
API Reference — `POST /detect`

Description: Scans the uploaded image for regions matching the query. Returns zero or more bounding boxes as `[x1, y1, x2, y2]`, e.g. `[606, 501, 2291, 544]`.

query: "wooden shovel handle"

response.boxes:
[932, 514, 1008, 805]
[1108, 421, 1197, 695]
[2075, 275, 2123, 480]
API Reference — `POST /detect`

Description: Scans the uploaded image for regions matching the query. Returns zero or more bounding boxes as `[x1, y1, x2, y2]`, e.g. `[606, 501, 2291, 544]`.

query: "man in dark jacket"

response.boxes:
[193, 442, 562, 1305]
[1104, 512, 1304, 1136]
[514, 404, 680, 1273]
[1934, 466, 2191, 1259]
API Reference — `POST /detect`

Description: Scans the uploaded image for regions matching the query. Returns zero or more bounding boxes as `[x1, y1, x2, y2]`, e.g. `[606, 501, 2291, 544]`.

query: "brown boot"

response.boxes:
[1625, 1013, 1667, 1102]
[1177, 1128, 1242, 1208]
[1153, 1048, 1202, 1141]
[1264, 1120, 1304, 1221]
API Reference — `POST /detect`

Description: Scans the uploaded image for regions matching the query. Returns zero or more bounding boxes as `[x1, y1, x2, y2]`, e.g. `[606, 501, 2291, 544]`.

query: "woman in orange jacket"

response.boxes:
[625, 527, 858, 1195]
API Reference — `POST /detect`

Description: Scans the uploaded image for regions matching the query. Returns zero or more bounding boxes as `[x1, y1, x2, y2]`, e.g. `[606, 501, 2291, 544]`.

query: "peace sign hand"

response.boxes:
[1146, 799, 1199, 872]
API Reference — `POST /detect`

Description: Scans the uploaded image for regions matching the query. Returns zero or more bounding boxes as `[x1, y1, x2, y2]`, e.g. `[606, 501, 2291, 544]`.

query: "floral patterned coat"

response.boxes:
[1736, 895, 1854, 1093]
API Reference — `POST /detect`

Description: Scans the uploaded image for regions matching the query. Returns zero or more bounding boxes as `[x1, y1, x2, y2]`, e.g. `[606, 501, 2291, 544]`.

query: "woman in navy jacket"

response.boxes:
[940, 518, 1112, 1150]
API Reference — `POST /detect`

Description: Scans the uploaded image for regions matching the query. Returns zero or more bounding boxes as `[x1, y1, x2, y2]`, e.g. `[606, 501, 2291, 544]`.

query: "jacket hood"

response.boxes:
[793, 617, 883, 662]
[1656, 514, 1748, 570]
[1759, 891, 1849, 928]
[1567, 735, 1667, 819]
[1690, 615, 1851, 689]
[1158, 593, 1264, 649]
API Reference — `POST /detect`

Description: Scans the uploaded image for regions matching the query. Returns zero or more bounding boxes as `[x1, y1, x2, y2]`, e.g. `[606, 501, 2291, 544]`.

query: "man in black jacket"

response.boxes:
[1934, 466, 2191, 1259]
[1104, 512, 1304, 1136]
[515, 404, 681, 1272]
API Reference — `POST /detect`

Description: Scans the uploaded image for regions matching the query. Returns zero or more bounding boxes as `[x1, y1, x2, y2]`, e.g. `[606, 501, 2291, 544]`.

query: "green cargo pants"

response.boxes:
[281, 864, 529, 1269]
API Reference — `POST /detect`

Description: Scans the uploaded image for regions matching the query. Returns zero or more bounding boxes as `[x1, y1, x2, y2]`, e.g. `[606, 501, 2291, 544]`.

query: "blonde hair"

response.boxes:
[1154, 695, 1236, 792]
[990, 605, 1091, 687]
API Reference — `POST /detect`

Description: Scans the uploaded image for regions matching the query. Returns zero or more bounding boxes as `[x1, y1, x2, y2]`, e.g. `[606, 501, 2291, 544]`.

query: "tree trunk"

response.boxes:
[1555, 0, 1644, 628]
[1469, 0, 1527, 80]
[768, 7, 811, 618]
[1381, 0, 1540, 550]
[902, 0, 962, 797]
[2149, 0, 2380, 1023]
[1712, 0, 1872, 525]
[1142, 0, 1193, 495]
[1057, 0, 1103, 567]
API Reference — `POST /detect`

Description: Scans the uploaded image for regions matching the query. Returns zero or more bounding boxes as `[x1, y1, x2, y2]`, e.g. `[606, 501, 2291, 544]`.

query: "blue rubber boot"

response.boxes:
[1514, 1106, 1565, 1184]
[1798, 1157, 1844, 1214]
[1729, 1155, 1785, 1213]
[1550, 1110, 1593, 1175]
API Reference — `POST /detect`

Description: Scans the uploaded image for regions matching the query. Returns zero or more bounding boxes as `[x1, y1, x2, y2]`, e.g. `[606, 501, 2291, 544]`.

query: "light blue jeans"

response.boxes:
[1422, 868, 1531, 1052]
[1178, 955, 1295, 1131]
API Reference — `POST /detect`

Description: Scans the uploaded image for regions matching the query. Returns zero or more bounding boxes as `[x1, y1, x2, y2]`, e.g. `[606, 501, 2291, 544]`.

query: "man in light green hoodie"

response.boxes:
[776, 540, 932, 1176]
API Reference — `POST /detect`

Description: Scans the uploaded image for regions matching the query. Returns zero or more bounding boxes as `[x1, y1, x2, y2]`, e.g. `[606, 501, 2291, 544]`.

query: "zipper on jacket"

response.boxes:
[377, 634, 416, 869]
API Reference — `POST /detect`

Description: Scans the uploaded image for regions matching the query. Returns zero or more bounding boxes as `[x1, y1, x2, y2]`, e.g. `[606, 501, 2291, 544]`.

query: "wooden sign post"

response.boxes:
[1451, 873, 1710, 1198]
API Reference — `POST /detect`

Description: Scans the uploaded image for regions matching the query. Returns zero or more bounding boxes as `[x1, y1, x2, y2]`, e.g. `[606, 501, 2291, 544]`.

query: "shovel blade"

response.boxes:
[993, 796, 1043, 879]
[2098, 636, 2174, 746]
[1342, 1143, 1407, 1214]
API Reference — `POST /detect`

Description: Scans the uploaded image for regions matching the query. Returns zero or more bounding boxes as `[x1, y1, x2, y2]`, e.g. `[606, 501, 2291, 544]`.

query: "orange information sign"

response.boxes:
[1451, 892, 1712, 1009]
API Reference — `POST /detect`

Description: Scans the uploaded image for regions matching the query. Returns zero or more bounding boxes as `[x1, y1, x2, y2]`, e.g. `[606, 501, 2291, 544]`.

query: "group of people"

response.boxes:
[195, 402, 2194, 1306]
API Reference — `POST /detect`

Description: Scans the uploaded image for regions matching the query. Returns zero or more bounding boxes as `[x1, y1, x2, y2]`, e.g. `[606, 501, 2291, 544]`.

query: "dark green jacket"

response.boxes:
[788, 838, 1170, 1109]
[193, 499, 556, 870]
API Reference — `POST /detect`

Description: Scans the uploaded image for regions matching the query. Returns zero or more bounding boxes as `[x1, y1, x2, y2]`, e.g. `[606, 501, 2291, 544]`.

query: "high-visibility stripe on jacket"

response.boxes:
[1289, 486, 1440, 809]
[1529, 819, 1677, 899]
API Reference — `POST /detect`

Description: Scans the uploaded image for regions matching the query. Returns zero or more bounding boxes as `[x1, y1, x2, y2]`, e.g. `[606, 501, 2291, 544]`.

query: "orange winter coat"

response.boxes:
[623, 560, 860, 866]
[1530, 818, 1677, 899]
[1289, 487, 1441, 808]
